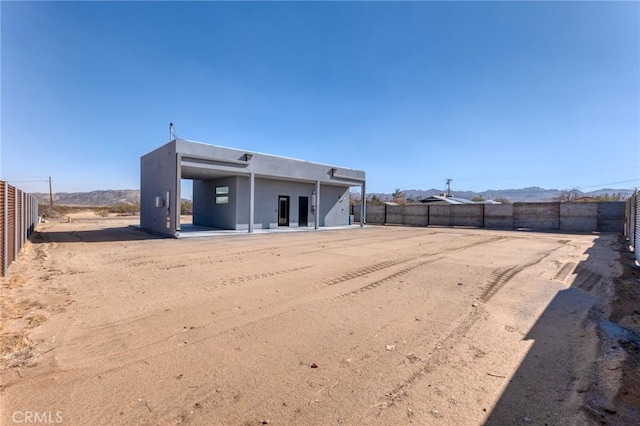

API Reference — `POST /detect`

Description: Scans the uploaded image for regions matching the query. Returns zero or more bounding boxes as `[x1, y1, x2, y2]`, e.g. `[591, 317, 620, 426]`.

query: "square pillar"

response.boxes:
[315, 180, 320, 229]
[249, 173, 255, 233]
[361, 181, 366, 227]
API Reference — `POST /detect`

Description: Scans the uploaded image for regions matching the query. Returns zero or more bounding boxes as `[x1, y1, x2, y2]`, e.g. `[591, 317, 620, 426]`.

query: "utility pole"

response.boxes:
[48, 176, 54, 210]
[446, 178, 452, 197]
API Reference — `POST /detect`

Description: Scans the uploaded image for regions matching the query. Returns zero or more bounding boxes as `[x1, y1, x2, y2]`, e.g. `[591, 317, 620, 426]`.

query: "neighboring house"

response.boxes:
[419, 195, 501, 205]
[140, 139, 366, 237]
[419, 195, 476, 205]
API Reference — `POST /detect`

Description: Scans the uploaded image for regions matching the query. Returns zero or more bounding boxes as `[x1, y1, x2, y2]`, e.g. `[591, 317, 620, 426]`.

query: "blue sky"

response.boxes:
[1, 1, 638, 196]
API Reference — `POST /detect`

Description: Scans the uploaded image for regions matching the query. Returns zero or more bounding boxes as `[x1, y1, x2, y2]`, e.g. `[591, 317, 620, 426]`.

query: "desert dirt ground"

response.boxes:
[1, 212, 639, 425]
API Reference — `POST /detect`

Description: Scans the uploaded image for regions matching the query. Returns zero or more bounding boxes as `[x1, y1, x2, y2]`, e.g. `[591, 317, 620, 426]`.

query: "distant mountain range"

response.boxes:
[32, 190, 141, 206]
[31, 186, 633, 206]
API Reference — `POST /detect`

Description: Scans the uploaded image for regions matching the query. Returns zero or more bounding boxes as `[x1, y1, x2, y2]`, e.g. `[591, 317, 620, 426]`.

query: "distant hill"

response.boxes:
[32, 190, 140, 206]
[369, 187, 634, 203]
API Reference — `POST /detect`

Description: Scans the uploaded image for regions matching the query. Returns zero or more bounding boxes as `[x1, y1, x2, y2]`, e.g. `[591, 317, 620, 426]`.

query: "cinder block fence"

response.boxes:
[1, 181, 39, 277]
[353, 201, 625, 233]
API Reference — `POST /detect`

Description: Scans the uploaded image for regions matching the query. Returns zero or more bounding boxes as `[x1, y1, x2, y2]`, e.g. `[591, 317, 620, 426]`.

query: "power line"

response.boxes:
[577, 179, 640, 190]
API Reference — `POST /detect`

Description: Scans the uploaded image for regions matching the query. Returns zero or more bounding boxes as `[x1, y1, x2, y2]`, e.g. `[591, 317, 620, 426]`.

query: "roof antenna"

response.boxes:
[446, 178, 452, 197]
[169, 122, 177, 141]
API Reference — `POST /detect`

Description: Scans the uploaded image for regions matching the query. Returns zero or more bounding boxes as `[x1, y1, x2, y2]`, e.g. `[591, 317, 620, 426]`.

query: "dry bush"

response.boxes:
[0, 333, 38, 369]
[108, 202, 140, 215]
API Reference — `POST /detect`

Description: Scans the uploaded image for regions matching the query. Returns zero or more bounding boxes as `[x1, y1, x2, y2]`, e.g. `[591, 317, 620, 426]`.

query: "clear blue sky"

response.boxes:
[2, 1, 638, 196]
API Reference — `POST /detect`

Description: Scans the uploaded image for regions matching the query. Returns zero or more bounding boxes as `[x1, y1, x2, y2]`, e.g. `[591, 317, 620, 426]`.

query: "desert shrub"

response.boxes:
[107, 202, 140, 215]
[181, 200, 193, 215]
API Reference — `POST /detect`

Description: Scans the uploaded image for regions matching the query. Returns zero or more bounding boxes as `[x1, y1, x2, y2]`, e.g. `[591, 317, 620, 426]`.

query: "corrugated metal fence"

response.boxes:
[1, 181, 39, 277]
[625, 189, 639, 264]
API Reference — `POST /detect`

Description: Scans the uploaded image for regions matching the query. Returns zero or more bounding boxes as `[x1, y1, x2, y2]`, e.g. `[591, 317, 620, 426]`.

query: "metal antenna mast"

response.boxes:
[446, 178, 452, 197]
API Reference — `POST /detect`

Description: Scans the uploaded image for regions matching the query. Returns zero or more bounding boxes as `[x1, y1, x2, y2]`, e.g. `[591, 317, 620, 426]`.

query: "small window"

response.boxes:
[216, 196, 229, 204]
[216, 186, 229, 195]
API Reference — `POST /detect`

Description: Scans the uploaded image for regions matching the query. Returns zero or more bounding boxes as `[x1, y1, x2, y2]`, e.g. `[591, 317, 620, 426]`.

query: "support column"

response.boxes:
[315, 180, 320, 230]
[361, 181, 366, 227]
[249, 173, 255, 233]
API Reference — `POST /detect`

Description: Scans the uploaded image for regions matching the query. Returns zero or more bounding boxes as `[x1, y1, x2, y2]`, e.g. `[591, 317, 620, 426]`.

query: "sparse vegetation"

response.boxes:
[553, 188, 581, 202]
[495, 197, 512, 204]
[471, 196, 485, 202]
[368, 194, 383, 205]
[587, 192, 627, 202]
[554, 189, 628, 202]
[181, 200, 193, 215]
[392, 188, 406, 204]
[38, 202, 140, 218]
[349, 190, 361, 206]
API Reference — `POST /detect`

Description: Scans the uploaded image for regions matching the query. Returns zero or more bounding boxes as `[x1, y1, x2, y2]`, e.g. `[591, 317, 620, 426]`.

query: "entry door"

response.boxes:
[278, 196, 290, 226]
[299, 196, 309, 227]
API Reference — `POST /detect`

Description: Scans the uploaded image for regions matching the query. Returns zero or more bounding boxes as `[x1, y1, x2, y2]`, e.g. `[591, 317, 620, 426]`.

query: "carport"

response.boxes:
[140, 139, 366, 238]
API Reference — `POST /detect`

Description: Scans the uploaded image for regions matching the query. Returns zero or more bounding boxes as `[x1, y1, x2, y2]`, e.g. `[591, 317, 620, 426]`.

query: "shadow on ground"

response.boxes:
[485, 234, 640, 426]
[30, 226, 161, 244]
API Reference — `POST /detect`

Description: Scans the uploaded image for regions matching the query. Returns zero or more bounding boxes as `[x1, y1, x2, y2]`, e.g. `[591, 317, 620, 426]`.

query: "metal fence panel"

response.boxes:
[0, 181, 39, 276]
[0, 182, 5, 274]
[635, 191, 640, 264]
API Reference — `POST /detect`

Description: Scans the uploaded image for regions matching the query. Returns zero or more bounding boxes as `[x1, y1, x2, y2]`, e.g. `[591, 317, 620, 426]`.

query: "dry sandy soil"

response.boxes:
[1, 212, 639, 425]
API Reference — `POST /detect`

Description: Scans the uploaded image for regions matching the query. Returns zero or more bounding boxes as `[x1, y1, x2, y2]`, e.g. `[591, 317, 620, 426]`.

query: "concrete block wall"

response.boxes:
[597, 202, 625, 233]
[355, 201, 625, 234]
[403, 204, 429, 226]
[429, 205, 452, 226]
[385, 205, 404, 225]
[559, 203, 597, 232]
[513, 202, 560, 230]
[485, 204, 514, 229]
[451, 204, 483, 227]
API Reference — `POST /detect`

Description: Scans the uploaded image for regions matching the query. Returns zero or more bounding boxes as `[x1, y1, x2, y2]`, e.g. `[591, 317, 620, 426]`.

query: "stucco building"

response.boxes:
[140, 139, 366, 237]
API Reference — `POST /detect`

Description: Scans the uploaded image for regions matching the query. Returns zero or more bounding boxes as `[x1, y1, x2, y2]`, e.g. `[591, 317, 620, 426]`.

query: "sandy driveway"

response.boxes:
[1, 215, 637, 425]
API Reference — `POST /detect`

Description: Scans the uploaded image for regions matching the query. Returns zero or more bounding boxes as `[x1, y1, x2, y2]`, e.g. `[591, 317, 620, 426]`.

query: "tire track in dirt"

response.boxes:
[480, 250, 556, 302]
[339, 259, 440, 298]
[325, 260, 410, 285]
[330, 236, 510, 297]
[219, 265, 313, 287]
[49, 234, 509, 373]
[573, 266, 603, 291]
[554, 262, 577, 282]
[372, 306, 485, 410]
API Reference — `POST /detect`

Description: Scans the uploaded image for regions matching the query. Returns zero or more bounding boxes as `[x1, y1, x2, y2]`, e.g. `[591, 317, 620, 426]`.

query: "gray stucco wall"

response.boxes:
[140, 141, 178, 237]
[236, 178, 318, 229]
[176, 139, 365, 184]
[193, 177, 238, 229]
[190, 178, 353, 230]
[320, 185, 350, 227]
